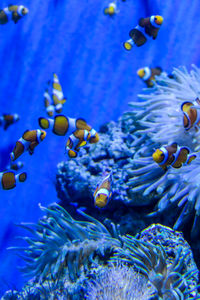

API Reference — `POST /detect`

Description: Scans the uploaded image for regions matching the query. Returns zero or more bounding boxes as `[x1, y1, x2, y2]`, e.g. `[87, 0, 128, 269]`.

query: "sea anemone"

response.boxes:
[8, 204, 199, 299]
[110, 235, 199, 299]
[9, 203, 121, 283]
[122, 65, 200, 238]
[85, 264, 155, 300]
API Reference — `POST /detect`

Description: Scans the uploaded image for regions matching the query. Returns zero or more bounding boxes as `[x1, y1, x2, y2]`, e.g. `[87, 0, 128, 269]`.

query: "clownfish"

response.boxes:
[94, 172, 113, 208]
[9, 161, 24, 171]
[38, 115, 99, 143]
[65, 129, 91, 158]
[152, 143, 196, 170]
[137, 67, 162, 87]
[181, 98, 200, 131]
[0, 114, 20, 130]
[0, 170, 26, 190]
[123, 15, 163, 51]
[103, 2, 118, 16]
[0, 5, 28, 24]
[10, 129, 46, 161]
[44, 73, 66, 117]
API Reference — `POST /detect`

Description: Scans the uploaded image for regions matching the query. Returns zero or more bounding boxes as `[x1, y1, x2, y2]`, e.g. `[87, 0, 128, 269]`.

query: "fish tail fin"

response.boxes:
[67, 149, 78, 158]
[38, 117, 51, 129]
[19, 172, 27, 182]
[16, 172, 27, 183]
[123, 38, 135, 51]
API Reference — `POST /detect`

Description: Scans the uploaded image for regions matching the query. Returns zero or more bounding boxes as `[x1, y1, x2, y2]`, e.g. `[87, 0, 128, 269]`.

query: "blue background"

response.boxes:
[0, 0, 200, 294]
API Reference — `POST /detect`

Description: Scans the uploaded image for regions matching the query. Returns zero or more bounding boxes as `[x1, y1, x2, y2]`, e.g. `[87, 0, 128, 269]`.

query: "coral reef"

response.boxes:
[3, 204, 199, 299]
[56, 65, 200, 242]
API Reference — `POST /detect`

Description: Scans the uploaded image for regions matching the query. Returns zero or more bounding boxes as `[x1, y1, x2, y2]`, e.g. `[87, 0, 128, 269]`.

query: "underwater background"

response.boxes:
[1, 0, 200, 295]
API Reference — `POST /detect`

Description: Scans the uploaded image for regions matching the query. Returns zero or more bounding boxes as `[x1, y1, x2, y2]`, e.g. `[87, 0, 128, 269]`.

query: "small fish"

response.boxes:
[152, 143, 196, 170]
[103, 1, 119, 16]
[137, 66, 162, 87]
[10, 129, 46, 161]
[9, 161, 24, 171]
[65, 129, 91, 158]
[123, 15, 163, 51]
[38, 114, 99, 143]
[0, 5, 28, 24]
[94, 172, 113, 208]
[44, 73, 66, 117]
[0, 114, 20, 130]
[44, 88, 55, 117]
[181, 98, 200, 131]
[0, 170, 26, 190]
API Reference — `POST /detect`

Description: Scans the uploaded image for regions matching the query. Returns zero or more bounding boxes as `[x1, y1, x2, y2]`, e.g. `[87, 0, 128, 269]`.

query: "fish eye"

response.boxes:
[154, 17, 157, 20]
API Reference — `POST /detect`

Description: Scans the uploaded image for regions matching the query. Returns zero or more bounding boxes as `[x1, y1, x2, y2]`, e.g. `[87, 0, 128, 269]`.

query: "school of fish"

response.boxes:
[0, 2, 198, 211]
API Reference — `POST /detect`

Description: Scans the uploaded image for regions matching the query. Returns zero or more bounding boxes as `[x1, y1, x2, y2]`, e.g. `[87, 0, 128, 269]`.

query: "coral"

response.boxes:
[85, 264, 155, 300]
[9, 203, 121, 283]
[121, 65, 200, 238]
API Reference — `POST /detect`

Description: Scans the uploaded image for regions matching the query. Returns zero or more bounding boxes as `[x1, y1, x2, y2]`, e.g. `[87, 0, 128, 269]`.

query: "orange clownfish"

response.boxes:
[44, 73, 66, 117]
[137, 67, 162, 87]
[65, 129, 91, 158]
[38, 115, 99, 143]
[0, 114, 20, 130]
[94, 172, 113, 208]
[103, 2, 118, 16]
[0, 5, 28, 24]
[0, 171, 26, 190]
[181, 98, 200, 131]
[123, 15, 163, 51]
[10, 129, 46, 161]
[152, 143, 196, 170]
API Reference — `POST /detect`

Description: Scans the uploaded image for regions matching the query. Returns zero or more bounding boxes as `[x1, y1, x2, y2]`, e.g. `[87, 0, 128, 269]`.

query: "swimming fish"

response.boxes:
[9, 161, 24, 171]
[0, 5, 28, 24]
[38, 115, 99, 143]
[103, 1, 118, 16]
[44, 88, 54, 117]
[152, 143, 196, 170]
[94, 172, 113, 208]
[123, 15, 163, 51]
[0, 114, 20, 130]
[65, 129, 91, 158]
[181, 98, 200, 131]
[0, 170, 26, 190]
[137, 66, 162, 87]
[10, 129, 46, 161]
[44, 73, 66, 117]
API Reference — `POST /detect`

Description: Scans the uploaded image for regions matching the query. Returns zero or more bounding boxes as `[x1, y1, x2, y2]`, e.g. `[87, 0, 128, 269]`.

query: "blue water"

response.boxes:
[0, 0, 200, 294]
